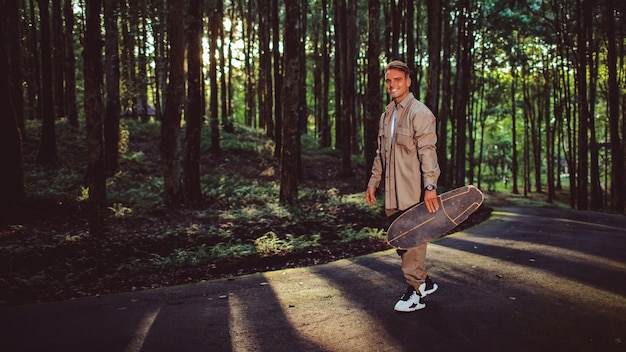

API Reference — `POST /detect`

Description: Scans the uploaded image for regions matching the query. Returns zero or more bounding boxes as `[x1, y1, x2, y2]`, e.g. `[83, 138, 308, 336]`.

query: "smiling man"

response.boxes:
[366, 60, 441, 312]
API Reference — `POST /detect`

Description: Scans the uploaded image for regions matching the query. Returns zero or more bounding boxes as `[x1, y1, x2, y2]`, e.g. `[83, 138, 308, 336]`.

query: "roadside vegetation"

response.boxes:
[1, 119, 390, 305]
[2, 119, 572, 306]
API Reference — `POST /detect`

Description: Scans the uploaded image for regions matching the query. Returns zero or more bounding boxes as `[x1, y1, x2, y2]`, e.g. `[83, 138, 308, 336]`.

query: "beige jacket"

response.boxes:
[367, 93, 441, 211]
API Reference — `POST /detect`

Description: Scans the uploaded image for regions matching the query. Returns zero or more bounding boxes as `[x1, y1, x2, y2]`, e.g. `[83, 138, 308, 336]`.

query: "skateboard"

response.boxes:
[386, 185, 484, 249]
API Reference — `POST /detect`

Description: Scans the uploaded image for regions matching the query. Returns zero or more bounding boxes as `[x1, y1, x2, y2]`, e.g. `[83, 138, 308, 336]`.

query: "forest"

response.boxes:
[0, 0, 625, 303]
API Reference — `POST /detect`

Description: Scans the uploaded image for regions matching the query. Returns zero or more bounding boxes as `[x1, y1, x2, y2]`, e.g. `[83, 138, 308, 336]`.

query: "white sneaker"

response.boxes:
[394, 286, 425, 312]
[418, 275, 438, 297]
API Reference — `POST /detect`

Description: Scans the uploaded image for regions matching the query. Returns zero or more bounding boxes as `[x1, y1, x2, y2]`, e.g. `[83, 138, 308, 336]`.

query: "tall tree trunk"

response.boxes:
[336, 0, 353, 178]
[576, 0, 590, 210]
[208, 0, 221, 155]
[37, 0, 57, 165]
[183, 0, 204, 205]
[138, 0, 149, 122]
[272, 0, 283, 158]
[150, 0, 167, 122]
[120, 0, 138, 119]
[588, 41, 602, 210]
[84, 0, 107, 234]
[452, 0, 471, 186]
[219, 1, 228, 127]
[365, 0, 381, 184]
[280, 0, 301, 205]
[544, 57, 555, 202]
[439, 1, 452, 185]
[425, 0, 441, 117]
[510, 35, 520, 194]
[604, 0, 624, 213]
[64, 0, 78, 127]
[319, 0, 331, 148]
[161, 0, 185, 205]
[257, 0, 271, 134]
[27, 0, 42, 122]
[52, 0, 65, 118]
[7, 0, 25, 132]
[105, 0, 121, 175]
[0, 0, 25, 208]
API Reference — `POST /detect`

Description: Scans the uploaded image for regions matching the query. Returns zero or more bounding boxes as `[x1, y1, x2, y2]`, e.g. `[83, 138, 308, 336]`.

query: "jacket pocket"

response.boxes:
[395, 127, 415, 151]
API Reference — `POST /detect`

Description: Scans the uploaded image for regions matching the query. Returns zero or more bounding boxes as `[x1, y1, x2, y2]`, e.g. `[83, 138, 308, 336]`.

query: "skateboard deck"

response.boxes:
[386, 185, 484, 249]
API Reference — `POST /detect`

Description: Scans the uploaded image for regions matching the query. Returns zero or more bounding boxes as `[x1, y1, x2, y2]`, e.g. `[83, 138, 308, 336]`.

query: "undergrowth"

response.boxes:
[0, 118, 387, 305]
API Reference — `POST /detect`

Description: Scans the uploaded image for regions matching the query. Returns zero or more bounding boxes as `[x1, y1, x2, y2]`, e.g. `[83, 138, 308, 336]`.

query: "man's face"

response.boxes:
[385, 68, 411, 103]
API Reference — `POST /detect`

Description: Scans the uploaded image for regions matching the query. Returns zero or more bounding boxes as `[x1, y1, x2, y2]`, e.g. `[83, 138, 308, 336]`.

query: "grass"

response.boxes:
[0, 118, 386, 305]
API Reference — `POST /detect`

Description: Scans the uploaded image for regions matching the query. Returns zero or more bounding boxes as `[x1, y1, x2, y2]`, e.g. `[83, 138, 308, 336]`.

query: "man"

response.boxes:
[366, 60, 441, 312]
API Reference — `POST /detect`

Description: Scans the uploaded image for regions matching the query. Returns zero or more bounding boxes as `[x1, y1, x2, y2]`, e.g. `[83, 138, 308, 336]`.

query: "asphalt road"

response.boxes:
[1, 206, 625, 352]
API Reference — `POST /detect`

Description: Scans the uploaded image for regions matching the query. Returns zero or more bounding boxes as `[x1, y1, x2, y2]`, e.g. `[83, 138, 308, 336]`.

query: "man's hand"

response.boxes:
[424, 189, 439, 213]
[366, 187, 377, 206]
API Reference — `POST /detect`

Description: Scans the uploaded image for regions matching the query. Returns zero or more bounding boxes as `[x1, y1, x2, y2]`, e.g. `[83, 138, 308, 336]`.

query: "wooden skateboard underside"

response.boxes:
[386, 185, 484, 249]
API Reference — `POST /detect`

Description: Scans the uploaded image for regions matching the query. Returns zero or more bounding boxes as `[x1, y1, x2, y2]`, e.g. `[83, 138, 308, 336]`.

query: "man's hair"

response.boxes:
[385, 60, 411, 77]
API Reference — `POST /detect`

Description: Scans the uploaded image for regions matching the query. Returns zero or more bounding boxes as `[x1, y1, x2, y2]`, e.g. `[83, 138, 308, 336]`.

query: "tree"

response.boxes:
[208, 0, 221, 156]
[0, 0, 25, 208]
[257, 0, 272, 136]
[425, 0, 442, 116]
[84, 0, 107, 234]
[64, 0, 79, 127]
[364, 0, 382, 183]
[52, 0, 65, 119]
[280, 0, 301, 205]
[37, 0, 57, 165]
[104, 0, 121, 175]
[183, 0, 204, 204]
[161, 0, 185, 205]
[335, 0, 354, 178]
[604, 0, 624, 213]
[271, 0, 283, 158]
[452, 0, 473, 186]
[575, 0, 590, 210]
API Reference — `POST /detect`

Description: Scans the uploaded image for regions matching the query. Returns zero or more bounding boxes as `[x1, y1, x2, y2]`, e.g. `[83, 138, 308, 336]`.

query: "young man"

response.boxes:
[366, 60, 441, 312]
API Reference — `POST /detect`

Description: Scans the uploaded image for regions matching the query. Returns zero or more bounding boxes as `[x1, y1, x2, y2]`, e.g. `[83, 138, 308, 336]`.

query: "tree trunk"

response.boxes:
[0, 0, 25, 208]
[439, 1, 452, 186]
[452, 0, 471, 186]
[6, 0, 25, 132]
[52, 0, 65, 118]
[364, 0, 381, 184]
[575, 0, 590, 210]
[272, 0, 283, 158]
[510, 35, 520, 194]
[257, 0, 271, 134]
[183, 0, 204, 205]
[64, 0, 79, 127]
[588, 40, 602, 210]
[319, 0, 331, 148]
[27, 0, 42, 122]
[280, 0, 301, 205]
[336, 0, 353, 178]
[219, 1, 228, 127]
[120, 0, 137, 120]
[161, 0, 185, 205]
[37, 0, 58, 165]
[208, 0, 221, 155]
[604, 0, 624, 213]
[425, 0, 441, 117]
[137, 0, 149, 123]
[84, 0, 108, 234]
[104, 0, 121, 175]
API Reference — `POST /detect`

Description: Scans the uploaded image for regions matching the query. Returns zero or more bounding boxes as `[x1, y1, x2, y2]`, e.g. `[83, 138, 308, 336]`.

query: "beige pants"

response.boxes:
[399, 244, 428, 290]
[386, 209, 428, 290]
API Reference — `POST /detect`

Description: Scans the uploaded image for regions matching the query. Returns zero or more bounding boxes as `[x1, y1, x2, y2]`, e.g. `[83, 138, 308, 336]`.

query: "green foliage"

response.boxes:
[337, 227, 386, 243]
[2, 118, 386, 304]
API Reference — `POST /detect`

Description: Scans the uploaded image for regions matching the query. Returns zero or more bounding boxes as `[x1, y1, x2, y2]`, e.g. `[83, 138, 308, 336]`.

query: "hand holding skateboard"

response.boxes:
[386, 185, 484, 249]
